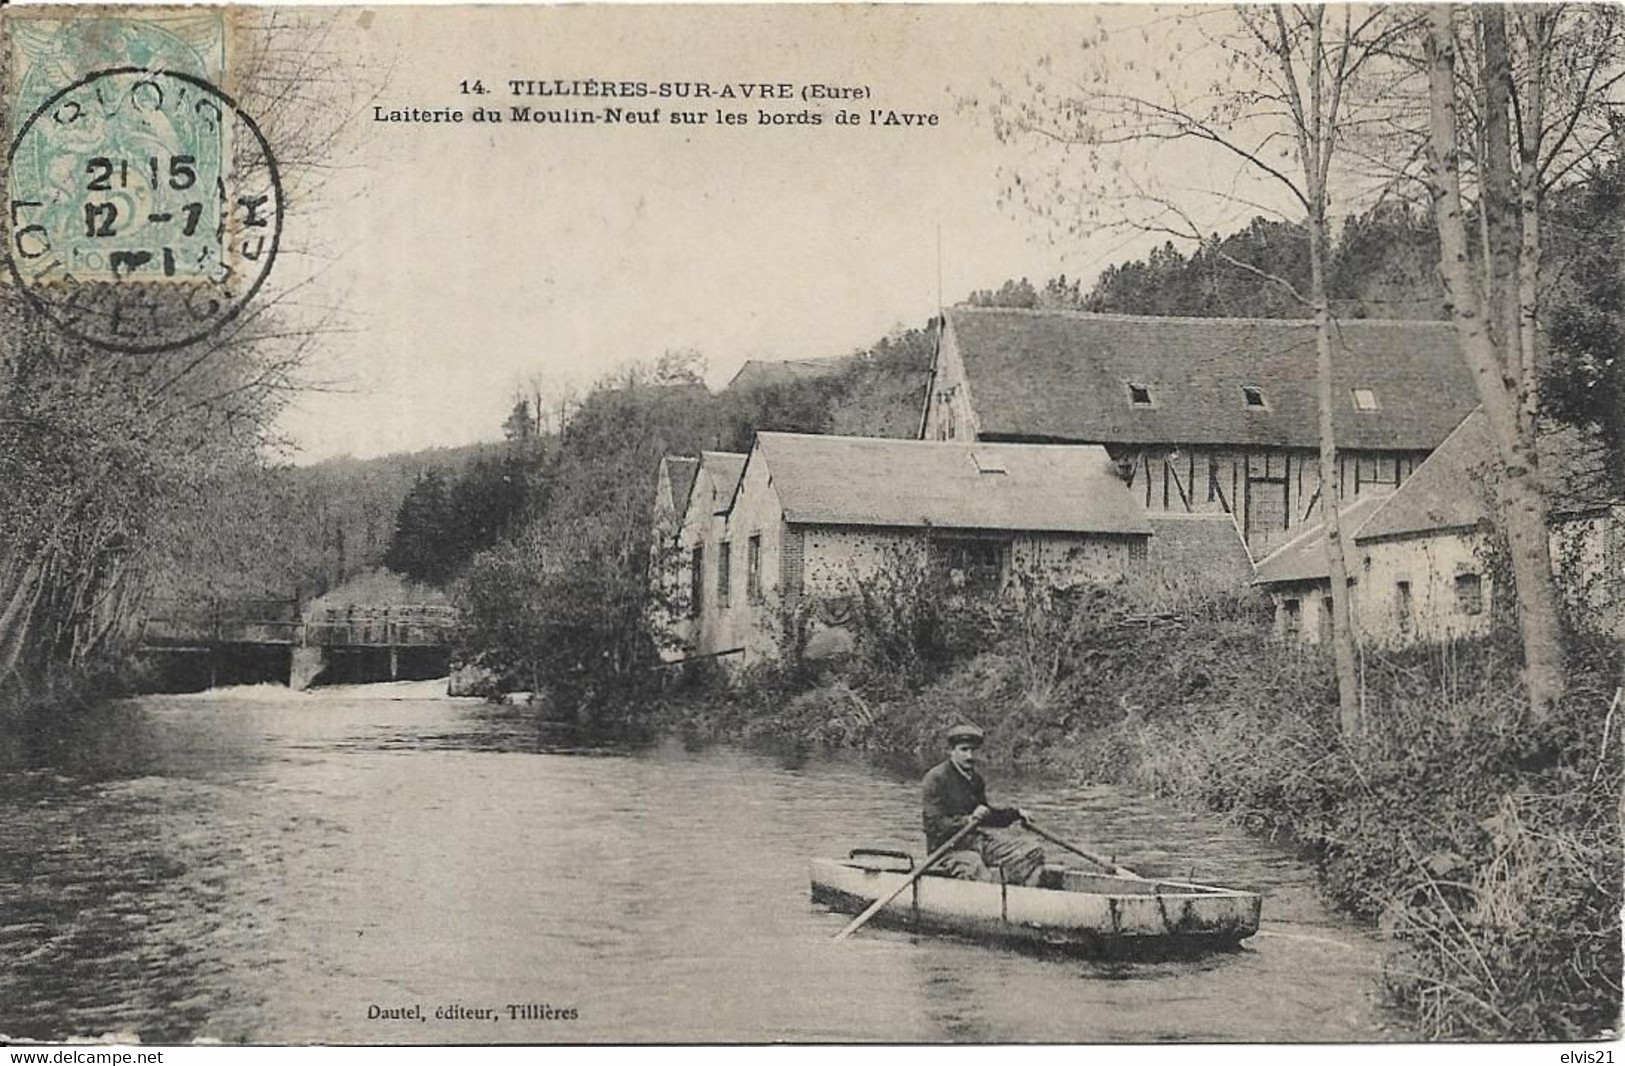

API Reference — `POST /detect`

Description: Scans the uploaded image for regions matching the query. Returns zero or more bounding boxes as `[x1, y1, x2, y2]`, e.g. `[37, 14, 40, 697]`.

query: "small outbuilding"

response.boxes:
[1254, 408, 1622, 647]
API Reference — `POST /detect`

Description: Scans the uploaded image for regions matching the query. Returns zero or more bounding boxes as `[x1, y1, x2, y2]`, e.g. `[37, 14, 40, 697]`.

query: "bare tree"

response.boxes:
[978, 6, 1415, 733]
[0, 10, 386, 691]
[1420, 5, 1625, 719]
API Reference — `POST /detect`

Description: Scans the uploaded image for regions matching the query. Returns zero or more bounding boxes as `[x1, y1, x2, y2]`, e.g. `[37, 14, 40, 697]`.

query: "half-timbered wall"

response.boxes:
[1109, 444, 1429, 554]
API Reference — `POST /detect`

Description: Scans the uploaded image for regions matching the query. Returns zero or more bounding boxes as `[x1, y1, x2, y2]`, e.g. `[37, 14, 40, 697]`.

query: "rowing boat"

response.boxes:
[811, 849, 1262, 953]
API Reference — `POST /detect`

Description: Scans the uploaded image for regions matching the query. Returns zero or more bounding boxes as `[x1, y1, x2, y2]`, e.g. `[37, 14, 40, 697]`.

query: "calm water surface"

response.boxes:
[0, 682, 1400, 1043]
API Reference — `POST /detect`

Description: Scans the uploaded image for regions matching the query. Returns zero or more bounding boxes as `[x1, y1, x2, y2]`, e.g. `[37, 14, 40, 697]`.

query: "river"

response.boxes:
[0, 681, 1401, 1044]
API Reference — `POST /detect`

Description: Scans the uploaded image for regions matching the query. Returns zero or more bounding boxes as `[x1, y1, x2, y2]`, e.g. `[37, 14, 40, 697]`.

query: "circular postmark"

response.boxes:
[4, 67, 283, 354]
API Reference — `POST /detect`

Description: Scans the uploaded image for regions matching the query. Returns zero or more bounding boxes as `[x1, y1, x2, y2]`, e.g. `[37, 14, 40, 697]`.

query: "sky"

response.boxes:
[265, 5, 1290, 462]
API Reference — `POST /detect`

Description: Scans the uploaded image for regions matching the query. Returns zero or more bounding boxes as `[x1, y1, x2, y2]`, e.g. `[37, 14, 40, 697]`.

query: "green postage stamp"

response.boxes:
[4, 10, 282, 353]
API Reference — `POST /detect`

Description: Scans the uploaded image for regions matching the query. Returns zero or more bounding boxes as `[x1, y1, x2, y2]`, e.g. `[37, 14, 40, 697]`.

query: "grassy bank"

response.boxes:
[654, 584, 1622, 1040]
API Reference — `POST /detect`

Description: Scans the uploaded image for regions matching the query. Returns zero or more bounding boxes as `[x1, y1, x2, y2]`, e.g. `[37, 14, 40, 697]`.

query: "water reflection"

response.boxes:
[0, 685, 1399, 1043]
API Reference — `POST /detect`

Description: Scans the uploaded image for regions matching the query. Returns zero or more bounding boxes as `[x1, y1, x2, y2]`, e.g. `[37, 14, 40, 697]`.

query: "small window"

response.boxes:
[1127, 383, 1153, 407]
[717, 541, 732, 607]
[935, 537, 1008, 591]
[689, 546, 704, 618]
[1352, 388, 1381, 411]
[971, 452, 1007, 475]
[1241, 385, 1268, 409]
[1319, 595, 1334, 641]
[1455, 572, 1483, 616]
[1396, 580, 1413, 631]
[1281, 598, 1302, 638]
[747, 534, 763, 604]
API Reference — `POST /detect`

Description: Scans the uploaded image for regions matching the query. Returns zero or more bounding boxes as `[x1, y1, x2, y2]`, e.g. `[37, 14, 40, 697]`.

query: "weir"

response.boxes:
[137, 598, 459, 692]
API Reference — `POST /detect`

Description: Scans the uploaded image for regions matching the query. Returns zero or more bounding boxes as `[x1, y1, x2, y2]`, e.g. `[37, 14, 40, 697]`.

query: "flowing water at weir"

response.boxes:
[0, 681, 1402, 1043]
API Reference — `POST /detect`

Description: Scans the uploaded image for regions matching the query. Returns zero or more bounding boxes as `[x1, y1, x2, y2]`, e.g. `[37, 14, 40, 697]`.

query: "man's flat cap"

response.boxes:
[946, 723, 985, 746]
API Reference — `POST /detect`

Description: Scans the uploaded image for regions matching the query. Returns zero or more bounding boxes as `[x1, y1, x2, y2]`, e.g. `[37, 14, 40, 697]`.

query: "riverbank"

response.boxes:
[651, 592, 1623, 1041]
[0, 659, 151, 773]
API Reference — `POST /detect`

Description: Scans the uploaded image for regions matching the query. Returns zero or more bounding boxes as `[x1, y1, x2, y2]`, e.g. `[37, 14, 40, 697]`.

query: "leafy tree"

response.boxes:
[1542, 158, 1625, 496]
[456, 358, 721, 718]
[968, 277, 1040, 308]
[1328, 206, 1443, 319]
[502, 399, 537, 441]
[718, 378, 841, 452]
[384, 472, 456, 585]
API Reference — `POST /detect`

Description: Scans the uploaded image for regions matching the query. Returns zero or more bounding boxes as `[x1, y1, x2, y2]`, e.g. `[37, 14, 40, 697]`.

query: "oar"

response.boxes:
[1022, 819, 1143, 879]
[832, 815, 982, 942]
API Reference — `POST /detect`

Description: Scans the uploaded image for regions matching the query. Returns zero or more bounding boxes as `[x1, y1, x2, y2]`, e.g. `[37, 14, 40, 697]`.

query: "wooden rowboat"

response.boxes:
[811, 849, 1262, 953]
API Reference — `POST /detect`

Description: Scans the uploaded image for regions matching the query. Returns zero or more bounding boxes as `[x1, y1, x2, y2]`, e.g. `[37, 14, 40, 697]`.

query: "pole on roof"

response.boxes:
[936, 222, 944, 316]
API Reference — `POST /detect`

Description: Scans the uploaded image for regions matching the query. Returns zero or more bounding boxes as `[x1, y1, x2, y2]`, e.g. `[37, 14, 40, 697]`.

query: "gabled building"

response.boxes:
[726, 355, 856, 393]
[663, 450, 747, 661]
[660, 433, 1152, 665]
[1250, 492, 1394, 644]
[653, 455, 699, 537]
[920, 307, 1479, 554]
[1254, 408, 1622, 646]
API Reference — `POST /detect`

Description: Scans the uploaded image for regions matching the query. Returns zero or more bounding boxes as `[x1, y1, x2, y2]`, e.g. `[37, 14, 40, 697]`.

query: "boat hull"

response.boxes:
[811, 857, 1261, 953]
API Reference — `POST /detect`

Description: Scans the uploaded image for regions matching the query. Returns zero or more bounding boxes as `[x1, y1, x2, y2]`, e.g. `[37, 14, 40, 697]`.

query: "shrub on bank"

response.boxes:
[0, 658, 150, 770]
[1099, 629, 1622, 1040]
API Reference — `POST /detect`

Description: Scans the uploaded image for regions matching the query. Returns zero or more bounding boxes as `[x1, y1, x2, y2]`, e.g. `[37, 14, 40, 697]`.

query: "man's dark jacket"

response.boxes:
[921, 759, 1020, 850]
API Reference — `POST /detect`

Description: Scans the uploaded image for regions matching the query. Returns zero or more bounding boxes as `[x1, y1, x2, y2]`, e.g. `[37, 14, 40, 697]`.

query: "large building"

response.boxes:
[659, 433, 1152, 665]
[919, 307, 1479, 554]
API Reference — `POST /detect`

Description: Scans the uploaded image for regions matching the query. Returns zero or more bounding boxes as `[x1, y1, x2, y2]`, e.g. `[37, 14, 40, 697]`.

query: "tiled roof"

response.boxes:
[947, 307, 1477, 450]
[660, 456, 698, 514]
[726, 355, 856, 392]
[1356, 408, 1620, 541]
[1146, 513, 1254, 586]
[1251, 493, 1394, 585]
[675, 451, 748, 524]
[750, 433, 1152, 535]
[699, 451, 747, 515]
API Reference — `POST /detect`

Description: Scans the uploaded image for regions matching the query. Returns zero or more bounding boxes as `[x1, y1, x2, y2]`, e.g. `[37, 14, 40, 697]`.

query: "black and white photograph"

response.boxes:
[0, 1, 1620, 1051]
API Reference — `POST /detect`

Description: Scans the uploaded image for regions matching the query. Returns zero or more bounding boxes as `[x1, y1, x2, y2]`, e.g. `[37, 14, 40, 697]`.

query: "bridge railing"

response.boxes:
[304, 605, 461, 648]
[139, 599, 460, 649]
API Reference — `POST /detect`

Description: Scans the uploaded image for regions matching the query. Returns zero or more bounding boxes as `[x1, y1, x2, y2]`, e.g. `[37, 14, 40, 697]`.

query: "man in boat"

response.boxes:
[922, 723, 1047, 885]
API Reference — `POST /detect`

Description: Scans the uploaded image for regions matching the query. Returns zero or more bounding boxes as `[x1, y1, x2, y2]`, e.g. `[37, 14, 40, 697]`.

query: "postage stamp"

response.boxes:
[3, 13, 282, 353]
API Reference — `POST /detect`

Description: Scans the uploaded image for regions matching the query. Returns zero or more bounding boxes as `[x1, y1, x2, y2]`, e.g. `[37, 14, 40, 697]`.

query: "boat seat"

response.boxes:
[847, 848, 913, 873]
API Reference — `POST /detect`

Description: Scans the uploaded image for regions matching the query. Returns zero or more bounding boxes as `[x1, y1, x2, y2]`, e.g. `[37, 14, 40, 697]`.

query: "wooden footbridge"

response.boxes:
[138, 598, 461, 690]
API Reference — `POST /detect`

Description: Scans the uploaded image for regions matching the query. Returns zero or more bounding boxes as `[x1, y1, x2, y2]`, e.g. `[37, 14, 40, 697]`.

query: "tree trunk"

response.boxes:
[1479, 7, 1525, 429]
[1426, 5, 1568, 720]
[1269, 5, 1361, 734]
[1515, 11, 1548, 432]
[1310, 226, 1362, 736]
[0, 557, 47, 684]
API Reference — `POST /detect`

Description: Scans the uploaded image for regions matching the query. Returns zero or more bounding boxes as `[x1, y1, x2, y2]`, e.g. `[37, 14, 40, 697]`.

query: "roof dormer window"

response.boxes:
[1127, 383, 1153, 407]
[1351, 387, 1380, 412]
[971, 452, 1007, 475]
[1241, 385, 1268, 409]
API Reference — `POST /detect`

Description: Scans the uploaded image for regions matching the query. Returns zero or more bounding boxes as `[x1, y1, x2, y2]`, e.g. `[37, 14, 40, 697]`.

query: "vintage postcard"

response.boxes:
[0, 1, 1619, 1053]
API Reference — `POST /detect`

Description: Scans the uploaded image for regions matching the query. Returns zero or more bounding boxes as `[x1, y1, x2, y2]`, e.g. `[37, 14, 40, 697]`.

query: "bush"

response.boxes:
[1097, 629, 1622, 1040]
[455, 542, 663, 726]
